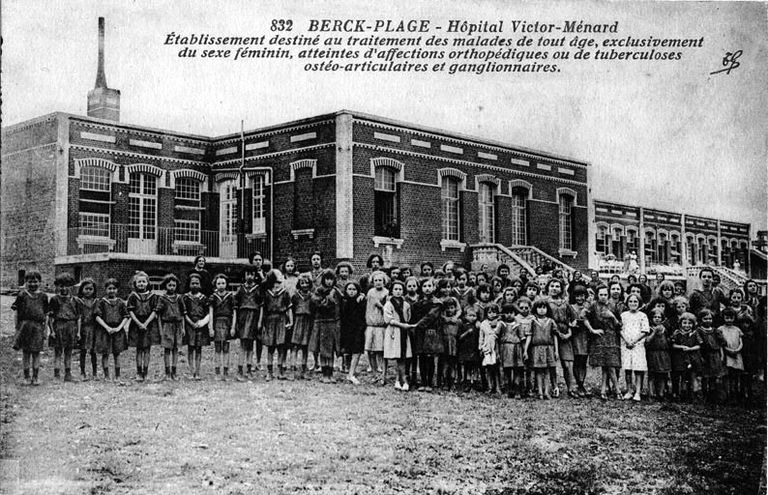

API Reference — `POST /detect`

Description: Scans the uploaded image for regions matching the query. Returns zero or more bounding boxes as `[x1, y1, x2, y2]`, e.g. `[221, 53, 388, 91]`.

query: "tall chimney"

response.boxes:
[87, 17, 120, 121]
[95, 17, 108, 88]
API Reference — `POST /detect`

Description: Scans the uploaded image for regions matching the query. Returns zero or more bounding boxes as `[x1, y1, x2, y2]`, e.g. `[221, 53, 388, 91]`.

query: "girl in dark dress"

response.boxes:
[312, 269, 340, 383]
[585, 285, 622, 400]
[127, 271, 158, 382]
[77, 279, 99, 381]
[183, 273, 211, 380]
[339, 282, 366, 385]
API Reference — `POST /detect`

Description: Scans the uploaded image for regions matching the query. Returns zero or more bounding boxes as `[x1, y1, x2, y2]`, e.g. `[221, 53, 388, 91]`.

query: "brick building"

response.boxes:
[1, 108, 595, 292]
[1, 21, 594, 292]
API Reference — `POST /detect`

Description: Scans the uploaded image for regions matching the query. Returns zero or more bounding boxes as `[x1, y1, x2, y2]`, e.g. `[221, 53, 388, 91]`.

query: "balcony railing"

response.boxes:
[69, 223, 270, 260]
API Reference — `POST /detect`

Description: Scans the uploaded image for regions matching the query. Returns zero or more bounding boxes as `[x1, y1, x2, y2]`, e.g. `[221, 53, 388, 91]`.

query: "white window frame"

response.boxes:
[174, 219, 201, 243]
[558, 194, 573, 251]
[441, 176, 460, 242]
[128, 173, 157, 240]
[79, 212, 110, 238]
[510, 188, 527, 245]
[175, 177, 201, 201]
[251, 174, 267, 235]
[220, 179, 238, 241]
[478, 182, 496, 244]
[80, 166, 111, 192]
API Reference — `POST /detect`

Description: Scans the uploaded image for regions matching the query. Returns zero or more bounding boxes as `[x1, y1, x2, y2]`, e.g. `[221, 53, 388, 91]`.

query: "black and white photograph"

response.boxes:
[1, 1, 766, 493]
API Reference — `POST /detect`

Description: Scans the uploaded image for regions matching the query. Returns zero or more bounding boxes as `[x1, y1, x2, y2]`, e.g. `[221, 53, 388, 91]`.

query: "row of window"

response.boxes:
[375, 167, 575, 250]
[78, 167, 268, 245]
[79, 165, 576, 251]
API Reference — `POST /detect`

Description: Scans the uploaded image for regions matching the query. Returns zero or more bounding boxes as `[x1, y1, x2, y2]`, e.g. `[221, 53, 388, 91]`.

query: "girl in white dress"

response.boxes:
[620, 294, 650, 401]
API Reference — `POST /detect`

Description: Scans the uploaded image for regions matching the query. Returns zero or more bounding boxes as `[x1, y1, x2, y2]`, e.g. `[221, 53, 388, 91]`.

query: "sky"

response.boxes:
[2, 0, 767, 232]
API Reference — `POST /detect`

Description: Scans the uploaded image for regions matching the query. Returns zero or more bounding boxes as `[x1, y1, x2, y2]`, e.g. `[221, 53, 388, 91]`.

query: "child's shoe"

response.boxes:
[64, 371, 73, 383]
[394, 381, 402, 391]
[235, 373, 246, 382]
[401, 382, 410, 392]
[347, 375, 360, 385]
[552, 386, 560, 398]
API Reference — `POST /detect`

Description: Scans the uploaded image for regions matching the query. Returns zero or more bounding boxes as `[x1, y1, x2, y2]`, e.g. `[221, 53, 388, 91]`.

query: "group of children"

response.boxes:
[10, 259, 765, 405]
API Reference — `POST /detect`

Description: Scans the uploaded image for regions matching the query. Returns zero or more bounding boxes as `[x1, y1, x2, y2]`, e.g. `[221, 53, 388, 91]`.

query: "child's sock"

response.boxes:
[165, 366, 171, 376]
[238, 365, 244, 376]
[23, 368, 30, 379]
[80, 362, 86, 375]
[33, 368, 39, 379]
[171, 366, 177, 377]
[247, 364, 252, 374]
[54, 368, 60, 379]
[103, 367, 109, 379]
[223, 367, 229, 376]
[137, 364, 142, 376]
[215, 366, 221, 375]
[115, 367, 121, 378]
[91, 354, 98, 375]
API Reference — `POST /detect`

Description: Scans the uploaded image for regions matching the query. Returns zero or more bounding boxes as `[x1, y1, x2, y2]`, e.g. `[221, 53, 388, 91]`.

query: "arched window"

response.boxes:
[478, 182, 496, 243]
[374, 167, 399, 237]
[441, 176, 460, 241]
[558, 194, 574, 251]
[510, 187, 528, 245]
[626, 228, 638, 255]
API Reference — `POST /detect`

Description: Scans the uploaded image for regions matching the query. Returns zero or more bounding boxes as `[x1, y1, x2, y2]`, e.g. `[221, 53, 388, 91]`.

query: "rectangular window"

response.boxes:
[558, 195, 572, 251]
[441, 177, 460, 241]
[510, 191, 527, 245]
[79, 212, 110, 237]
[374, 167, 398, 237]
[596, 227, 607, 254]
[478, 183, 495, 243]
[80, 167, 111, 192]
[174, 219, 200, 243]
[252, 175, 267, 234]
[128, 173, 157, 240]
[175, 177, 201, 201]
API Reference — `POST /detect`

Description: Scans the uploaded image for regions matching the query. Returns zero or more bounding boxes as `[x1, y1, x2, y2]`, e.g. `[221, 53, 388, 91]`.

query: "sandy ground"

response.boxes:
[0, 295, 765, 494]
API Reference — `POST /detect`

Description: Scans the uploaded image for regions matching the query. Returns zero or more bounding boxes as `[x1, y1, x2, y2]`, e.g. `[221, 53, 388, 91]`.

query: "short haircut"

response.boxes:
[516, 296, 532, 307]
[249, 251, 263, 264]
[24, 271, 42, 282]
[105, 277, 120, 289]
[132, 271, 149, 290]
[679, 312, 697, 326]
[160, 274, 179, 289]
[697, 309, 715, 322]
[485, 302, 501, 314]
[296, 274, 313, 290]
[54, 272, 76, 287]
[721, 307, 736, 319]
[531, 299, 552, 317]
[366, 254, 383, 268]
[77, 278, 97, 297]
[335, 261, 354, 275]
[212, 273, 228, 288]
[699, 267, 714, 278]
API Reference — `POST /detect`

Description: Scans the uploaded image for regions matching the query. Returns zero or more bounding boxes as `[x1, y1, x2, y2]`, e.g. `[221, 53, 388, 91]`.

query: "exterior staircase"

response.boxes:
[470, 244, 536, 278]
[686, 264, 748, 294]
[470, 244, 587, 281]
[507, 245, 585, 279]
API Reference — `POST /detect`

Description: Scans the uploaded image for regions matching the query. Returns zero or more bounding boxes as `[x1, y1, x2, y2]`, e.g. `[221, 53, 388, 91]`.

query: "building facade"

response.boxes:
[593, 199, 753, 278]
[1, 109, 593, 292]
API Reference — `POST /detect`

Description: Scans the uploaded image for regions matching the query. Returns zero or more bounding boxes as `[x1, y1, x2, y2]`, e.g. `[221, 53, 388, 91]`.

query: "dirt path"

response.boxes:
[0, 295, 764, 494]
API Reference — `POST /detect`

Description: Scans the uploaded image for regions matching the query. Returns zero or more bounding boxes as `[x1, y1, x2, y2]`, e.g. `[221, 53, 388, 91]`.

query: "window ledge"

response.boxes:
[440, 240, 467, 252]
[77, 235, 116, 250]
[174, 205, 205, 211]
[372, 236, 404, 249]
[247, 232, 268, 240]
[291, 229, 314, 240]
[558, 248, 578, 258]
[171, 241, 205, 254]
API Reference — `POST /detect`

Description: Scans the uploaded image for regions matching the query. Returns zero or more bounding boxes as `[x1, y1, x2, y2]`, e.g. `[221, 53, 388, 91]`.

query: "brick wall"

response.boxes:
[1, 119, 60, 288]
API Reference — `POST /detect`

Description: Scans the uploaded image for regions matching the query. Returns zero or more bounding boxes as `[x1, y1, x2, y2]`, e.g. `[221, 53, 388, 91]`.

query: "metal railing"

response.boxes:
[470, 243, 536, 277]
[508, 245, 578, 276]
[69, 224, 270, 260]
